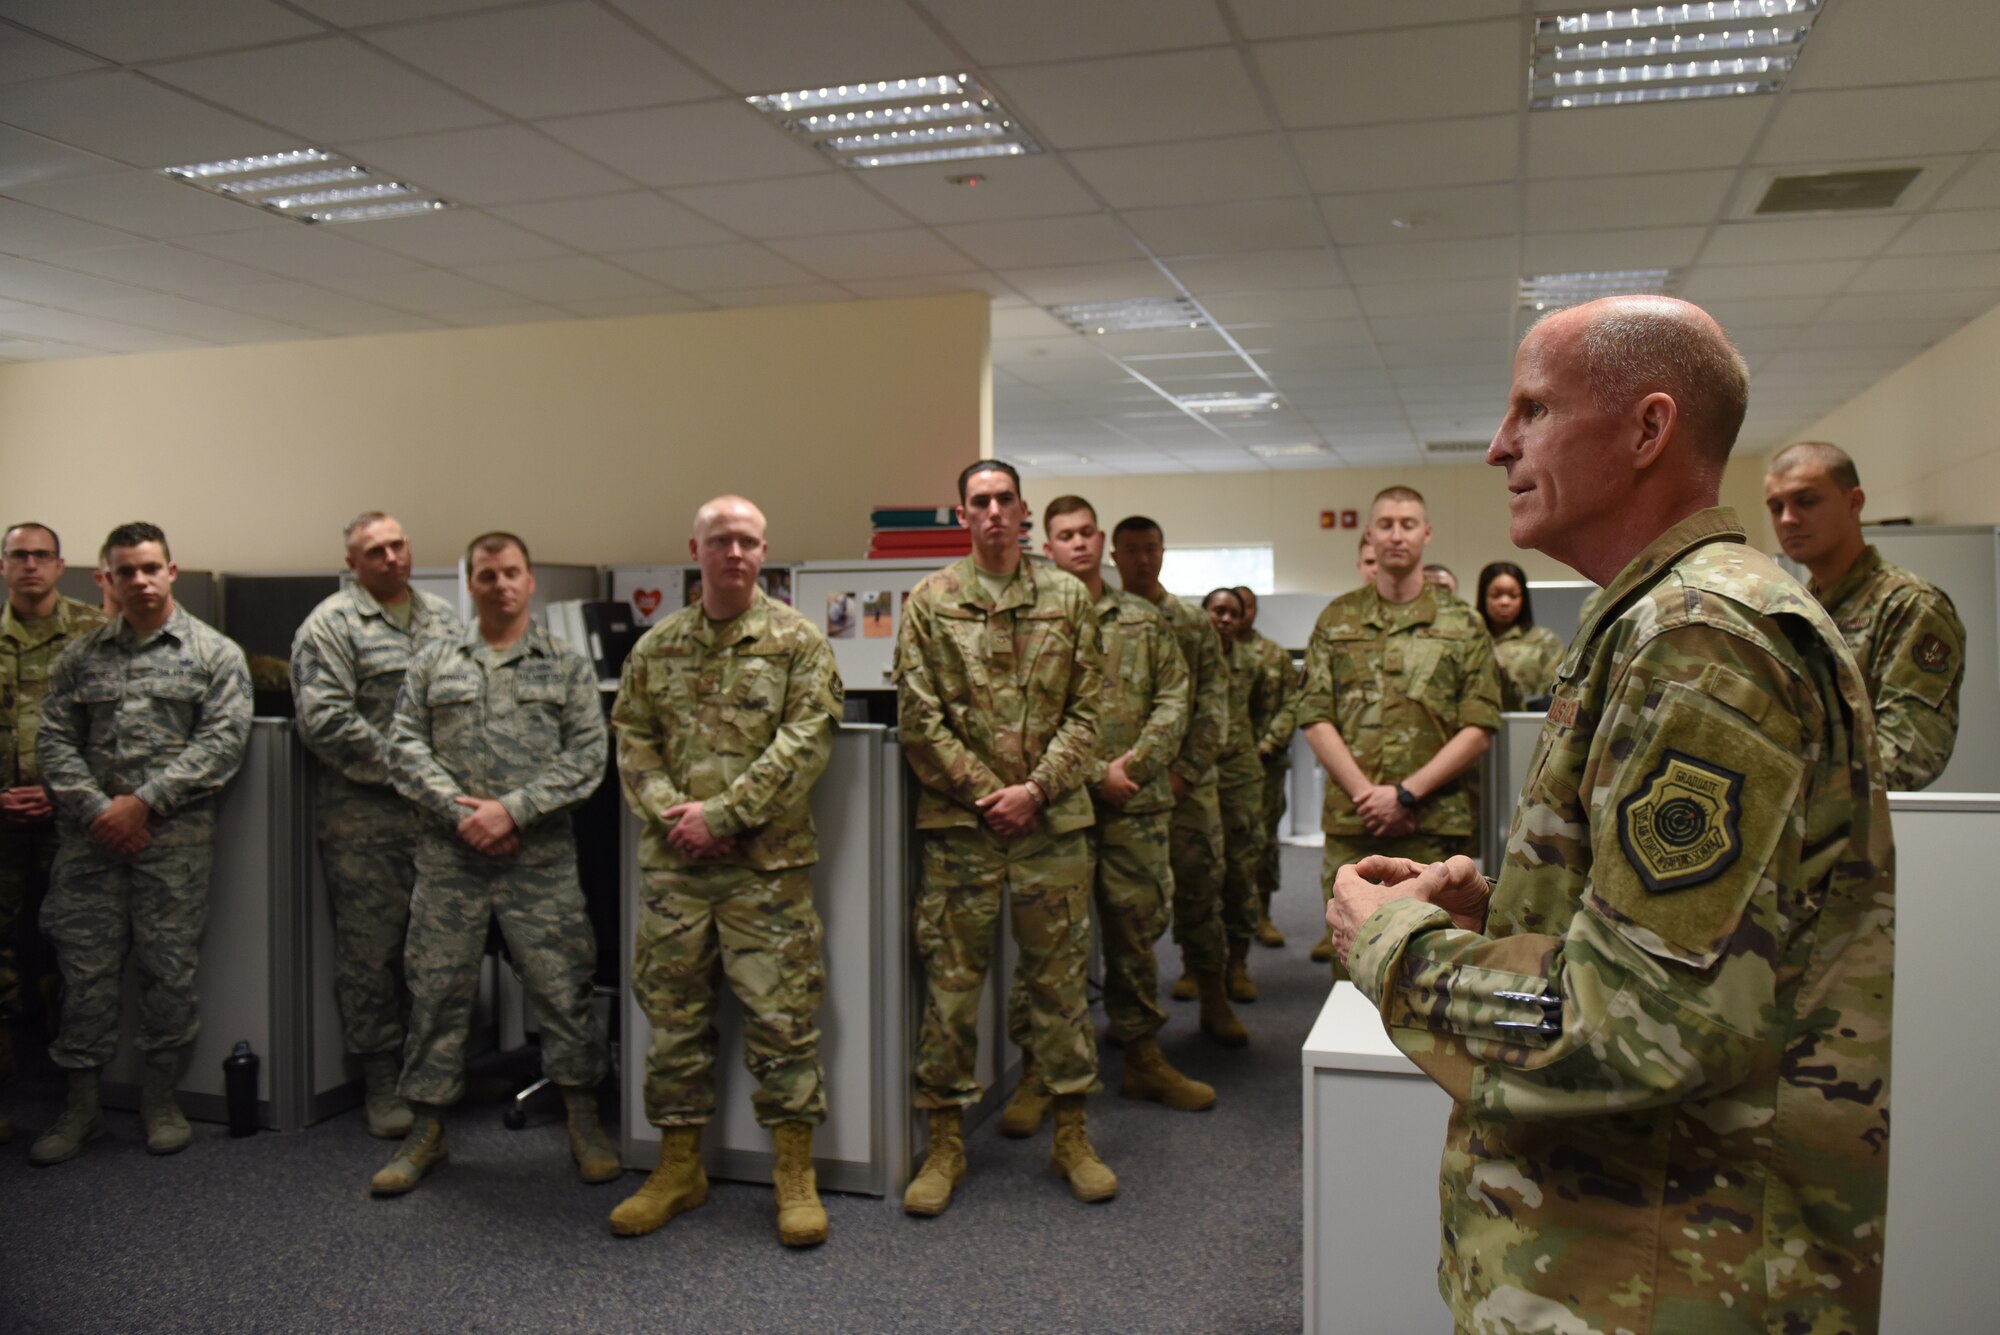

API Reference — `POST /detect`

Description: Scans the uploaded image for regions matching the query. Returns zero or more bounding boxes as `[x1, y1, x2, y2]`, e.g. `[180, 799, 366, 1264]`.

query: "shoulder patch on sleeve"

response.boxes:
[1913, 632, 1950, 674]
[1616, 749, 1744, 894]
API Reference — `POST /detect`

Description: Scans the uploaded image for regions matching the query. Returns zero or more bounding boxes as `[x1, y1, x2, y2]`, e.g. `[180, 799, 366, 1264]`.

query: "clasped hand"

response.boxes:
[1324, 853, 1489, 967]
[453, 795, 520, 857]
[87, 794, 151, 854]
[662, 801, 737, 860]
[1353, 783, 1416, 837]
[976, 783, 1040, 837]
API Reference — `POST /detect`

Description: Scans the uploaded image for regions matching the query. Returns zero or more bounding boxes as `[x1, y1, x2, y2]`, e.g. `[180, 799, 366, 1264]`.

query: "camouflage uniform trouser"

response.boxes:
[633, 863, 826, 1129]
[1168, 780, 1228, 976]
[43, 821, 215, 1070]
[315, 788, 420, 1059]
[914, 824, 1097, 1109]
[1319, 832, 1477, 983]
[398, 840, 608, 1106]
[1256, 757, 1289, 914]
[1217, 773, 1266, 943]
[0, 817, 60, 1027]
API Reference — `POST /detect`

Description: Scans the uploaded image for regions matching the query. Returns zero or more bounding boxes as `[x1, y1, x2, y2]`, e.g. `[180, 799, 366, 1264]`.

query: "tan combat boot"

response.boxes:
[1254, 905, 1285, 948]
[609, 1127, 708, 1236]
[371, 1103, 448, 1195]
[1169, 972, 1198, 1001]
[1196, 972, 1249, 1047]
[141, 1046, 192, 1155]
[999, 1050, 1051, 1138]
[1310, 930, 1334, 963]
[1225, 937, 1258, 1003]
[561, 1084, 622, 1184]
[772, 1121, 829, 1247]
[360, 1054, 413, 1139]
[28, 1066, 105, 1166]
[902, 1108, 967, 1217]
[1049, 1095, 1117, 1203]
[1118, 1037, 1216, 1112]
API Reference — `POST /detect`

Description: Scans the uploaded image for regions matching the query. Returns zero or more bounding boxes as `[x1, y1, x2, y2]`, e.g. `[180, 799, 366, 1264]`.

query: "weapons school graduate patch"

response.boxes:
[1617, 750, 1744, 894]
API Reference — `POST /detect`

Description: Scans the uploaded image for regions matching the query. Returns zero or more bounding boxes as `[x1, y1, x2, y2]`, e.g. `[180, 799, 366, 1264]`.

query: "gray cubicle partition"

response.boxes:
[1481, 711, 1549, 874]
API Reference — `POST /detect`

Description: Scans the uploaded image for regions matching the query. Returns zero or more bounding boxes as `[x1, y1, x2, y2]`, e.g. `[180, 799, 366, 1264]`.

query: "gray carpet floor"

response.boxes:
[1, 845, 1334, 1334]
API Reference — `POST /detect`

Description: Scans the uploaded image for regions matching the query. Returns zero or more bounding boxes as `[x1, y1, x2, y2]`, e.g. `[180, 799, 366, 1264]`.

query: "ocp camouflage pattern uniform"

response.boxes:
[896, 557, 1102, 1109]
[389, 621, 608, 1105]
[1242, 628, 1296, 916]
[1215, 636, 1265, 943]
[612, 587, 843, 1129]
[1811, 543, 1965, 791]
[292, 583, 461, 1060]
[1489, 622, 1564, 712]
[36, 606, 250, 1068]
[1349, 508, 1895, 1335]
[0, 594, 107, 1043]
[1144, 591, 1230, 977]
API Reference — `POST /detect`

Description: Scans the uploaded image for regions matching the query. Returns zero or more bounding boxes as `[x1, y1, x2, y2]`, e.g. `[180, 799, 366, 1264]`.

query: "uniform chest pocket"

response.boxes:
[1325, 633, 1379, 702]
[426, 675, 481, 708]
[936, 614, 986, 696]
[76, 674, 123, 706]
[143, 676, 207, 704]
[1021, 613, 1075, 694]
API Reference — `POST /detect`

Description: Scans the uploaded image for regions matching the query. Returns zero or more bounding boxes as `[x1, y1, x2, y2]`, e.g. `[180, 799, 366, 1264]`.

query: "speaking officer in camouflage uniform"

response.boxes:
[1201, 588, 1266, 1004]
[292, 512, 460, 1139]
[370, 531, 615, 1197]
[31, 523, 251, 1165]
[1233, 586, 1296, 949]
[1299, 488, 1501, 969]
[898, 460, 1116, 1216]
[1109, 516, 1248, 1047]
[1764, 439, 1965, 790]
[1330, 297, 1895, 1334]
[0, 523, 108, 1143]
[608, 496, 843, 1248]
[997, 495, 1210, 1136]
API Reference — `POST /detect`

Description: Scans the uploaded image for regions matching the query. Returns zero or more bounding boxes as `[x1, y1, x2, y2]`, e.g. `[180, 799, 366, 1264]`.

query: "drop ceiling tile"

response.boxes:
[1170, 248, 1346, 294]
[1817, 288, 2000, 324]
[337, 208, 572, 266]
[1367, 312, 1510, 344]
[769, 228, 972, 280]
[491, 192, 734, 252]
[857, 154, 1100, 224]
[1790, 0, 2000, 90]
[1697, 216, 1907, 267]
[993, 335, 1102, 365]
[997, 260, 1180, 305]
[1248, 342, 1386, 372]
[1528, 100, 1771, 179]
[150, 38, 501, 145]
[1698, 296, 1829, 330]
[201, 280, 445, 334]
[289, 1, 512, 24]
[1093, 330, 1233, 359]
[0, 70, 292, 167]
[1203, 288, 1362, 324]
[366, 3, 716, 119]
[1229, 0, 1517, 40]
[81, 293, 317, 342]
[920, 0, 1228, 65]
[42, 243, 283, 298]
[1524, 171, 1735, 232]
[1294, 116, 1516, 193]
[0, 197, 144, 256]
[0, 306, 208, 353]
[1885, 208, 2000, 257]
[989, 49, 1271, 149]
[344, 125, 632, 205]
[692, 283, 854, 309]
[670, 175, 908, 239]
[1344, 236, 1516, 285]
[1318, 184, 1517, 245]
[435, 304, 573, 328]
[563, 293, 708, 318]
[1937, 154, 2000, 210]
[936, 214, 1139, 269]
[844, 272, 1022, 301]
[173, 225, 426, 281]
[1757, 82, 2000, 163]
[994, 307, 1080, 340]
[1847, 253, 2000, 292]
[538, 101, 826, 187]
[1064, 134, 1300, 210]
[611, 0, 959, 92]
[1787, 318, 1961, 351]
[1352, 277, 1512, 317]
[0, 26, 104, 82]
[1251, 21, 1519, 129]
[0, 125, 121, 192]
[0, 339, 94, 361]
[610, 240, 821, 289]
[1121, 198, 1324, 258]
[319, 267, 527, 312]
[458, 255, 668, 304]
[0, 254, 165, 308]
[6, 170, 288, 238]
[1519, 226, 1706, 273]
[0, 0, 319, 63]
[1236, 317, 1374, 350]
[1679, 259, 1866, 301]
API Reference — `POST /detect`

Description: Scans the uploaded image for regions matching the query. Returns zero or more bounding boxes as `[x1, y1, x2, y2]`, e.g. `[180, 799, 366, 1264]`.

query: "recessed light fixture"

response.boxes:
[1531, 1, 1821, 110]
[746, 72, 1040, 170]
[1051, 298, 1209, 335]
[1175, 391, 1282, 414]
[1518, 268, 1680, 310]
[161, 149, 451, 225]
[1249, 442, 1329, 458]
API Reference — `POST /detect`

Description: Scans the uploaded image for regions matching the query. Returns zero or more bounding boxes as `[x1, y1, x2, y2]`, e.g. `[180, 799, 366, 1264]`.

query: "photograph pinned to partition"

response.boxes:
[762, 568, 793, 606]
[682, 569, 703, 608]
[862, 591, 892, 637]
[826, 591, 857, 639]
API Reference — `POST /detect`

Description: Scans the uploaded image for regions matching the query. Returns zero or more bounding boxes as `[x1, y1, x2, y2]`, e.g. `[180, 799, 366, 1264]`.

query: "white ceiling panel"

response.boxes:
[1064, 134, 1300, 210]
[0, 339, 95, 361]
[563, 293, 707, 318]
[691, 283, 853, 309]
[81, 293, 317, 342]
[1171, 248, 1346, 294]
[172, 225, 427, 281]
[1201, 288, 1362, 324]
[1528, 100, 1772, 178]
[669, 175, 909, 239]
[0, 26, 105, 82]
[492, 192, 735, 252]
[318, 267, 528, 312]
[1937, 154, 2000, 210]
[199, 280, 443, 335]
[1294, 115, 1516, 194]
[610, 240, 822, 289]
[1790, 0, 2000, 89]
[612, 0, 958, 91]
[150, 38, 501, 145]
[843, 272, 1025, 302]
[1121, 198, 1324, 258]
[997, 261, 1180, 305]
[991, 307, 1072, 341]
[1524, 171, 1736, 232]
[1846, 253, 2000, 292]
[1817, 288, 2000, 325]
[289, 0, 511, 22]
[1252, 21, 1520, 129]
[0, 197, 143, 256]
[457, 255, 669, 304]
[1230, 0, 1518, 41]
[1355, 277, 1514, 317]
[1519, 226, 1706, 274]
[770, 228, 976, 281]
[1698, 217, 1909, 267]
[0, 124, 120, 192]
[1787, 319, 1962, 351]
[0, 305, 209, 353]
[1681, 260, 1868, 302]
[938, 214, 1142, 269]
[5, 170, 289, 238]
[538, 101, 827, 188]
[1757, 82, 2000, 164]
[1698, 296, 1829, 330]
[0, 70, 293, 168]
[922, 0, 1228, 65]
[343, 124, 632, 205]
[437, 304, 573, 327]
[0, 0, 319, 63]
[1366, 312, 1510, 345]
[857, 155, 1101, 224]
[990, 49, 1272, 149]
[336, 208, 572, 266]
[1886, 208, 2000, 257]
[43, 242, 284, 298]
[1343, 236, 1516, 285]
[366, 3, 716, 119]
[1319, 184, 1518, 246]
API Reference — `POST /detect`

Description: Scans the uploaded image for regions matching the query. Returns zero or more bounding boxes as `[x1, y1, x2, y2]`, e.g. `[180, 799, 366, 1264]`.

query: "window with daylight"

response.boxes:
[1162, 546, 1274, 599]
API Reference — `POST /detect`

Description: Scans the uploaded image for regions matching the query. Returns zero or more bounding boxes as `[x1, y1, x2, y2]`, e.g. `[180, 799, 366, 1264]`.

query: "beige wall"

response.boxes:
[0, 292, 989, 572]
[1787, 299, 2000, 527]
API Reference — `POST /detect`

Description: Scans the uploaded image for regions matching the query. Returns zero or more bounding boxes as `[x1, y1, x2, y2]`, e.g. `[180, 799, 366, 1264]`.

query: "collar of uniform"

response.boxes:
[1361, 581, 1437, 629]
[0, 593, 85, 646]
[116, 602, 190, 651]
[1809, 542, 1881, 611]
[455, 616, 549, 664]
[1094, 586, 1124, 621]
[947, 554, 1036, 613]
[691, 586, 770, 649]
[1568, 505, 1746, 662]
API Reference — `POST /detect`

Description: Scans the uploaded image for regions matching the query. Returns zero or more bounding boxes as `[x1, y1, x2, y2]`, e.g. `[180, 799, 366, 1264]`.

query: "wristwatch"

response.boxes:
[1024, 779, 1047, 807]
[1394, 783, 1418, 810]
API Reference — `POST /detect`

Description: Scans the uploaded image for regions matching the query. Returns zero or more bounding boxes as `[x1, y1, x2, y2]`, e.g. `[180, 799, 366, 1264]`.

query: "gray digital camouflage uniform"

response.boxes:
[613, 587, 843, 1129]
[36, 606, 251, 1068]
[1145, 591, 1230, 976]
[292, 582, 461, 1059]
[1349, 508, 1895, 1334]
[389, 621, 608, 1105]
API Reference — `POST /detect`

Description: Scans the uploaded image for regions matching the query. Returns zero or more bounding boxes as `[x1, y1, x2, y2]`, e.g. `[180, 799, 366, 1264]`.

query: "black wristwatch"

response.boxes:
[1394, 783, 1419, 810]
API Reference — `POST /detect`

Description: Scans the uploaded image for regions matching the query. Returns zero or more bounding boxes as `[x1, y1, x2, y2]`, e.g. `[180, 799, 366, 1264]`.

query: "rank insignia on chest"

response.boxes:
[1913, 632, 1951, 674]
[1617, 749, 1744, 894]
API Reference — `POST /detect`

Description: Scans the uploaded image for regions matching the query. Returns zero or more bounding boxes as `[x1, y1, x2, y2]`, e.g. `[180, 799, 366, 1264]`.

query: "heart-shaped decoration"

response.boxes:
[632, 588, 663, 617]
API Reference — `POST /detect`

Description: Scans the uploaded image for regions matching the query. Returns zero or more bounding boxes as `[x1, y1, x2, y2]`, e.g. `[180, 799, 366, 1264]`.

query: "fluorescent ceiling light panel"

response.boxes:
[1249, 442, 1329, 458]
[1175, 391, 1282, 414]
[163, 149, 334, 179]
[1532, 1, 1820, 110]
[1518, 268, 1680, 310]
[161, 148, 450, 226]
[746, 72, 1041, 170]
[1052, 298, 1209, 335]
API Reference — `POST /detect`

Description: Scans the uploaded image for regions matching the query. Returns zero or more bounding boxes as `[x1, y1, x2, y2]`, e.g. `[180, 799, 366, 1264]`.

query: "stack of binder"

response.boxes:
[867, 504, 1029, 559]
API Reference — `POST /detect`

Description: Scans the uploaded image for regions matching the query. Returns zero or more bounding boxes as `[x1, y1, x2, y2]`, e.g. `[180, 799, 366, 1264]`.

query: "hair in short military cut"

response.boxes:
[957, 459, 1023, 504]
[1371, 485, 1427, 518]
[1110, 515, 1162, 544]
[1573, 297, 1750, 464]
[3, 522, 60, 557]
[1042, 494, 1097, 534]
[343, 510, 390, 544]
[466, 530, 532, 570]
[1767, 439, 1860, 492]
[103, 521, 170, 563]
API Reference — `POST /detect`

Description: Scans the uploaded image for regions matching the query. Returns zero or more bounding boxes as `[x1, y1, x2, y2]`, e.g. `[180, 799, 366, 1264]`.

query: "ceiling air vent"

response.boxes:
[1424, 440, 1489, 458]
[1754, 167, 1922, 214]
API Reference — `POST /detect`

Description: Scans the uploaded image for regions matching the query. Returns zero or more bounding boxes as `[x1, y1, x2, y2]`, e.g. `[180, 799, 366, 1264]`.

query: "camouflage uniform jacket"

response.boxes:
[292, 582, 461, 804]
[613, 588, 844, 872]
[1146, 590, 1228, 789]
[1295, 583, 1501, 837]
[1, 594, 108, 788]
[1086, 587, 1188, 816]
[1350, 508, 1895, 1334]
[391, 620, 605, 865]
[895, 557, 1101, 834]
[1242, 628, 1296, 767]
[1216, 637, 1261, 791]
[37, 605, 252, 841]
[1490, 621, 1565, 712]
[1811, 543, 1964, 791]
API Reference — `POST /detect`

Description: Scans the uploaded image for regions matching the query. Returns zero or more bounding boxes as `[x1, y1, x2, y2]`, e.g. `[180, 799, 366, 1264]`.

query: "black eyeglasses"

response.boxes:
[3, 549, 57, 564]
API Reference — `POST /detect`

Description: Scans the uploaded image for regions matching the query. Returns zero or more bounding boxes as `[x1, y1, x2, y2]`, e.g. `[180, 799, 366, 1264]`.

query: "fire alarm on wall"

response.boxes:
[1341, 510, 1357, 528]
[1319, 510, 1335, 529]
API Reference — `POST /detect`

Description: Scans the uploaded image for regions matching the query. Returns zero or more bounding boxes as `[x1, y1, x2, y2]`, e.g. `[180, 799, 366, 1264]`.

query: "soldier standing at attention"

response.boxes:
[1232, 586, 1295, 949]
[292, 512, 460, 1139]
[1199, 588, 1265, 1004]
[371, 532, 615, 1196]
[1109, 517, 1247, 1047]
[0, 523, 107, 1143]
[1764, 439, 1965, 790]
[608, 496, 843, 1247]
[998, 494, 1209, 1136]
[897, 460, 1115, 1215]
[31, 522, 250, 1164]
[1329, 296, 1894, 1333]
[1298, 488, 1500, 967]
[1475, 561, 1563, 710]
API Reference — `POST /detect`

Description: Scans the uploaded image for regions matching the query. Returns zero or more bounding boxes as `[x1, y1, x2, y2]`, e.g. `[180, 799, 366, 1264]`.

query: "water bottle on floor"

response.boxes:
[224, 1041, 260, 1138]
